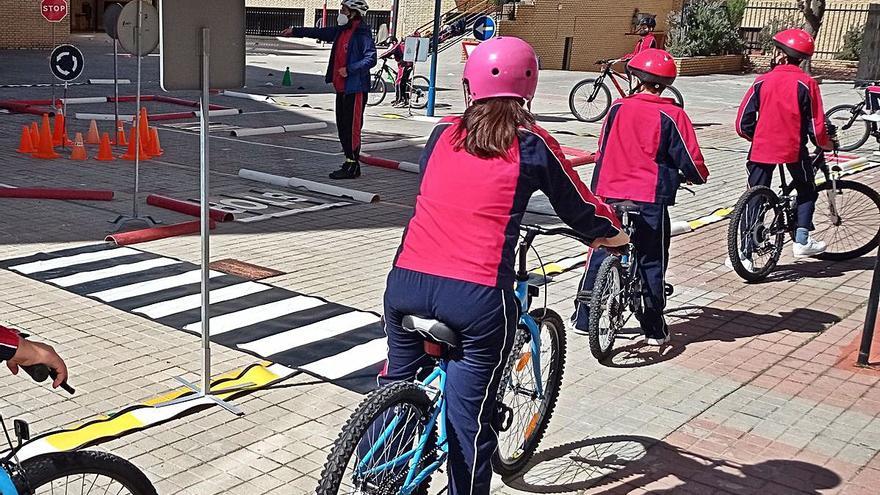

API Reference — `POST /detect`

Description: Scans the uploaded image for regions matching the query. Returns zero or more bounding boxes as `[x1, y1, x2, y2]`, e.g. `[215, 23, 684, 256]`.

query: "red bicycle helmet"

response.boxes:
[772, 28, 815, 59]
[627, 48, 677, 87]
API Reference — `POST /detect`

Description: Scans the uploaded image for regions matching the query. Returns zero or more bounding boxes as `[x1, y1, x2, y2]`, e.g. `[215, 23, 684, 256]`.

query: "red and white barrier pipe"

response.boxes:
[105, 220, 216, 246]
[0, 188, 114, 201]
[146, 194, 234, 222]
[360, 155, 419, 174]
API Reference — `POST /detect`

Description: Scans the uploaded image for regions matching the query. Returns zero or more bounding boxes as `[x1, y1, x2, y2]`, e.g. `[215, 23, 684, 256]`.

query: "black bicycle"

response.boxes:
[1, 364, 157, 495]
[825, 80, 880, 152]
[577, 203, 675, 361]
[726, 150, 880, 282]
[568, 58, 684, 123]
[367, 58, 430, 109]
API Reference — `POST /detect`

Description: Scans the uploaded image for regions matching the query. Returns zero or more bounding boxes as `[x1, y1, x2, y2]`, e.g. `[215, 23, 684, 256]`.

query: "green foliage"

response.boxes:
[758, 15, 799, 54]
[836, 25, 863, 61]
[666, 0, 745, 57]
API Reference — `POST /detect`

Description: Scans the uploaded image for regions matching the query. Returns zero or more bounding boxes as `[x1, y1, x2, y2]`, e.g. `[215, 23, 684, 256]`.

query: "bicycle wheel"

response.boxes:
[367, 72, 387, 107]
[408, 76, 431, 110]
[13, 451, 157, 495]
[666, 85, 685, 108]
[814, 179, 880, 261]
[569, 78, 612, 122]
[727, 186, 785, 282]
[317, 381, 436, 495]
[826, 104, 870, 152]
[588, 255, 624, 361]
[493, 308, 566, 476]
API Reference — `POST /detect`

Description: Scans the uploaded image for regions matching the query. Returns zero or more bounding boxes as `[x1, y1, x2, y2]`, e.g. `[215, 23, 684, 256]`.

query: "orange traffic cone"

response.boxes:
[16, 126, 36, 154]
[86, 119, 101, 145]
[69, 133, 88, 160]
[30, 122, 40, 144]
[138, 107, 150, 146]
[113, 120, 127, 146]
[147, 128, 163, 157]
[52, 110, 70, 147]
[33, 114, 60, 159]
[96, 132, 115, 161]
[120, 126, 147, 160]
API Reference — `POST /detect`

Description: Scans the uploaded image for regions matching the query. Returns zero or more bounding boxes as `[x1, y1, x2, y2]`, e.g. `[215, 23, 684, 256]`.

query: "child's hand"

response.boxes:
[338, 67, 348, 78]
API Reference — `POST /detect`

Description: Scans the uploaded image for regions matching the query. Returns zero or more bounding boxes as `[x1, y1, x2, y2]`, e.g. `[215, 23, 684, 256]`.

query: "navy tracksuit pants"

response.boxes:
[573, 201, 670, 339]
[382, 267, 518, 495]
[747, 160, 817, 230]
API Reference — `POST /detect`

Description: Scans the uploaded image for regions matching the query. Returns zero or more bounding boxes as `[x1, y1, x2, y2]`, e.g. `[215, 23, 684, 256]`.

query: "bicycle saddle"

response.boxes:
[612, 201, 641, 216]
[402, 315, 461, 348]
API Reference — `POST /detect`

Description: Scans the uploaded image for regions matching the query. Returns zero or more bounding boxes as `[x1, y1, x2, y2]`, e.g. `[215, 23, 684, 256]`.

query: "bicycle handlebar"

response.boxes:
[21, 364, 75, 395]
[520, 224, 592, 245]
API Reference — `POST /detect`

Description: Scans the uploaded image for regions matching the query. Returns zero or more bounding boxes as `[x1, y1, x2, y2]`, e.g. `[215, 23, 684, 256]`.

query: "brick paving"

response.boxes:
[0, 34, 878, 494]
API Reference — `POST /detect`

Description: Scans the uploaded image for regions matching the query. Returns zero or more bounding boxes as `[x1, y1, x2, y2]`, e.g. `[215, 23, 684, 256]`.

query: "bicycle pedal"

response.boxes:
[493, 402, 514, 432]
[664, 284, 674, 297]
[576, 290, 592, 304]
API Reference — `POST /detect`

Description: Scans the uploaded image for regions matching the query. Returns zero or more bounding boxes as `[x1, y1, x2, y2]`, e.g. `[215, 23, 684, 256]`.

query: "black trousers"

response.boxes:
[335, 92, 368, 161]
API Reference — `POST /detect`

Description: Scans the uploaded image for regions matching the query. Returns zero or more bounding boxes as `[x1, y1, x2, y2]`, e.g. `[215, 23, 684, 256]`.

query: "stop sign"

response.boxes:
[41, 0, 68, 23]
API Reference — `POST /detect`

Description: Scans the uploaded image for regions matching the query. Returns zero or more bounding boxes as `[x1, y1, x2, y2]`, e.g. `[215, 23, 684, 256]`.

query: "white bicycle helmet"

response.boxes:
[342, 0, 369, 15]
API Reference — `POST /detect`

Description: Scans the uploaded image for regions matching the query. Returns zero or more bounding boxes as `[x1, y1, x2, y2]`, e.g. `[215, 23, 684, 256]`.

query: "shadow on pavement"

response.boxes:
[503, 435, 840, 494]
[603, 306, 840, 369]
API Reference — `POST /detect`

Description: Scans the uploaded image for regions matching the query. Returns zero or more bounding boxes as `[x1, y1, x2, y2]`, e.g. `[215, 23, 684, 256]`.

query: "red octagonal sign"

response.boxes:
[41, 0, 68, 23]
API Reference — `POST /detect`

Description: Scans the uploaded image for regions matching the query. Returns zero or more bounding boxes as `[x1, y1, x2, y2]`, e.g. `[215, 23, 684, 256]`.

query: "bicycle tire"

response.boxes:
[814, 179, 880, 261]
[569, 78, 612, 122]
[493, 308, 566, 476]
[409, 76, 431, 110]
[367, 72, 387, 107]
[826, 104, 870, 152]
[12, 451, 157, 495]
[588, 255, 623, 361]
[727, 186, 785, 282]
[666, 85, 685, 108]
[317, 381, 436, 495]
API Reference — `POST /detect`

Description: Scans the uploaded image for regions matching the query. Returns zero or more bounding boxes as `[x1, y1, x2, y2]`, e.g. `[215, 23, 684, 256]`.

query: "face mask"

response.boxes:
[337, 13, 349, 26]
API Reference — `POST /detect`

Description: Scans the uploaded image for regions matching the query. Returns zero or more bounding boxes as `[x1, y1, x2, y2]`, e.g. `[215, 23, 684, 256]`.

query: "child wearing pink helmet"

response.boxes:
[379, 36, 627, 494]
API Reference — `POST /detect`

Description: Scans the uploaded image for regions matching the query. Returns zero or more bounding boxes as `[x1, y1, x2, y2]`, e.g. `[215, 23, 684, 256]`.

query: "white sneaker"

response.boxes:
[644, 334, 671, 346]
[724, 256, 754, 272]
[862, 113, 880, 122]
[792, 237, 827, 257]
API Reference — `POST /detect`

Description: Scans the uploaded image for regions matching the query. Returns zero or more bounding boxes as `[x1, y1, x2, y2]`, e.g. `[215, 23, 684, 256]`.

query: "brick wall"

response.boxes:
[747, 54, 859, 79]
[0, 0, 71, 49]
[677, 55, 745, 76]
[499, 0, 682, 71]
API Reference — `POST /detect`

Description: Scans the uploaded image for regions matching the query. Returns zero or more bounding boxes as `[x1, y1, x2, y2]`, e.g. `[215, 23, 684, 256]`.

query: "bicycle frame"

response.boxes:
[593, 63, 629, 99]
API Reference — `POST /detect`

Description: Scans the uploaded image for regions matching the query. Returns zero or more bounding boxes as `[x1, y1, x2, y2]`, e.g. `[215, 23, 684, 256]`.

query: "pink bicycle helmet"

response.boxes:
[773, 28, 815, 59]
[462, 36, 539, 102]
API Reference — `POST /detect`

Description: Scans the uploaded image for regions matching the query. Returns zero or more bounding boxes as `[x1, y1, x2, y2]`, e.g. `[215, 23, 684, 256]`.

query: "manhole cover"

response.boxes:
[209, 259, 284, 280]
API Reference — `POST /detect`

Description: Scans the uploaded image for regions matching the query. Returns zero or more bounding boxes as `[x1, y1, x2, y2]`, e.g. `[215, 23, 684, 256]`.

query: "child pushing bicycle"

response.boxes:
[573, 49, 709, 348]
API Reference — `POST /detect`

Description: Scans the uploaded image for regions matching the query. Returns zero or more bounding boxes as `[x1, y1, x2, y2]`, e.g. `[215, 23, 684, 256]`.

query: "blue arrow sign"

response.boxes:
[473, 15, 496, 41]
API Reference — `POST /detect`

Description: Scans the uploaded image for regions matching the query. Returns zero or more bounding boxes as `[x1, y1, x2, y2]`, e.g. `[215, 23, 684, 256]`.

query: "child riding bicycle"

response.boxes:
[733, 28, 834, 263]
[378, 35, 414, 108]
[573, 49, 709, 347]
[621, 16, 658, 62]
[382, 37, 627, 494]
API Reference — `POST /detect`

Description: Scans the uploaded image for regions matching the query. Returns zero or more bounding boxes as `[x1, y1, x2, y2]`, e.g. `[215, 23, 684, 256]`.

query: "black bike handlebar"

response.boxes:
[520, 224, 592, 244]
[21, 364, 74, 395]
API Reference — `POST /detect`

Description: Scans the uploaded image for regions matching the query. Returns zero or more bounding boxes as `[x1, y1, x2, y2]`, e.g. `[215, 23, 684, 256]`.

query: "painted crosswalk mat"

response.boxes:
[0, 244, 386, 393]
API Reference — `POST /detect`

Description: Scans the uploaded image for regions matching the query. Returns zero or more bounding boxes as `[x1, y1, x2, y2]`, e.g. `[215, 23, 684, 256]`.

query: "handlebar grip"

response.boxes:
[21, 364, 50, 382]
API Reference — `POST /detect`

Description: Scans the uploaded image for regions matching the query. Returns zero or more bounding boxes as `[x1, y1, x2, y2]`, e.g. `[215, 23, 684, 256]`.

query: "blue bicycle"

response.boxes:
[0, 364, 156, 495]
[317, 225, 578, 493]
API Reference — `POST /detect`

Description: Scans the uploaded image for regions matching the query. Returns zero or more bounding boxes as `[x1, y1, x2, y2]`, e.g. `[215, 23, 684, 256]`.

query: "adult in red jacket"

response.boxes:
[735, 28, 833, 260]
[382, 37, 627, 494]
[574, 49, 709, 346]
[622, 17, 658, 61]
[1, 325, 68, 388]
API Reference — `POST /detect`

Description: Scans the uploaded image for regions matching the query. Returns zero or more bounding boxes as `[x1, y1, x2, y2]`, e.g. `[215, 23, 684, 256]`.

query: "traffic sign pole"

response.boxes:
[426, 0, 441, 117]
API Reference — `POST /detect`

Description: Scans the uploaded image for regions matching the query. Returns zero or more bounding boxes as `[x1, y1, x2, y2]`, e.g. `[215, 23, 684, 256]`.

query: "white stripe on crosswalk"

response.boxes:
[133, 282, 272, 319]
[89, 269, 224, 302]
[48, 258, 179, 287]
[9, 247, 140, 275]
[182, 295, 325, 336]
[300, 338, 387, 379]
[238, 311, 381, 356]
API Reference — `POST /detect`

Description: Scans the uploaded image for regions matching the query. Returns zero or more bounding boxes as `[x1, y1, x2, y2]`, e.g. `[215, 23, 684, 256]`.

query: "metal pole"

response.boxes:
[426, 0, 441, 117]
[390, 0, 399, 38]
[133, 0, 142, 219]
[51, 24, 56, 105]
[62, 81, 68, 149]
[857, 247, 880, 366]
[113, 40, 119, 126]
[199, 26, 212, 396]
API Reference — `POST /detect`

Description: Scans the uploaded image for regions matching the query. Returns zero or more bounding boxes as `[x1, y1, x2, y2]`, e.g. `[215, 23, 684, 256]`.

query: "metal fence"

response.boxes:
[245, 8, 305, 36]
[740, 1, 870, 58]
